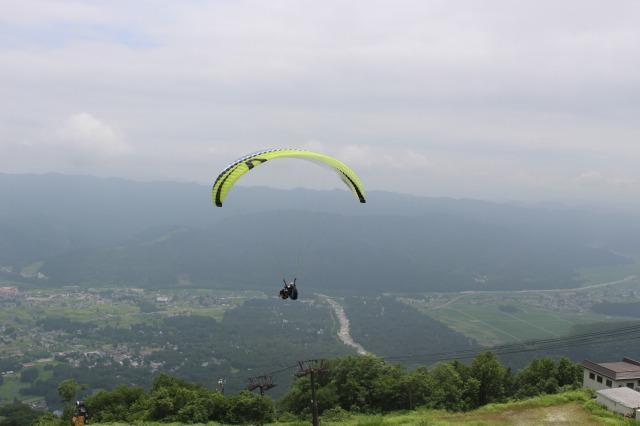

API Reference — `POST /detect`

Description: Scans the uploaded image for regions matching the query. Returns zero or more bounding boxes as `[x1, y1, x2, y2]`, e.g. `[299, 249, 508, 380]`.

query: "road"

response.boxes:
[317, 294, 369, 355]
[461, 275, 637, 295]
[428, 275, 639, 310]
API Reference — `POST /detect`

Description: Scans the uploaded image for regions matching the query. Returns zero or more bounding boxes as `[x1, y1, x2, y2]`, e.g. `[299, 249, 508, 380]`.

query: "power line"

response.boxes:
[388, 331, 640, 364]
[245, 322, 640, 383]
[247, 363, 299, 376]
[386, 322, 640, 362]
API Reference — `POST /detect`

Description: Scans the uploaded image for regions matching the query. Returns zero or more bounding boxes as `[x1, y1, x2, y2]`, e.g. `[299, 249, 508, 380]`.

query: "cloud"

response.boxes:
[1, 1, 640, 206]
[334, 144, 431, 171]
[0, 1, 106, 26]
[575, 171, 637, 188]
[51, 112, 131, 162]
[575, 171, 606, 186]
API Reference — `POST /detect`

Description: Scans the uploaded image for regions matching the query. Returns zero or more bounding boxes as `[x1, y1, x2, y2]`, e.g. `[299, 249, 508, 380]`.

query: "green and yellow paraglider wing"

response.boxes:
[211, 149, 366, 207]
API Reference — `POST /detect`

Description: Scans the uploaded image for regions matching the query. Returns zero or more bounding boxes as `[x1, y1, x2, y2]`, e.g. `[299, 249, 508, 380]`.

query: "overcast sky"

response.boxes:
[1, 0, 639, 206]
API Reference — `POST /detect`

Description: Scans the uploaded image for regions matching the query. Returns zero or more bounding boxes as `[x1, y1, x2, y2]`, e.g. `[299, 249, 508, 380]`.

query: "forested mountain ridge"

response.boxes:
[0, 173, 634, 292]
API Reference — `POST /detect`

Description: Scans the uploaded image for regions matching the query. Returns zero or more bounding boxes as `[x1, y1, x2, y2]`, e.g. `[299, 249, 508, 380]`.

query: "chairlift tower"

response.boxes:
[217, 377, 226, 395]
[247, 374, 276, 396]
[295, 359, 329, 426]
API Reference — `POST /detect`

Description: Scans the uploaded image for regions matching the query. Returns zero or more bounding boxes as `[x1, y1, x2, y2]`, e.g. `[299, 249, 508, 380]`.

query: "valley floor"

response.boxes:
[401, 270, 640, 346]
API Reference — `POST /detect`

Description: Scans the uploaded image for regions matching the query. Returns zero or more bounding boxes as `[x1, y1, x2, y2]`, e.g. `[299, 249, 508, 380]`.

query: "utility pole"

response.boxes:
[295, 359, 328, 426]
[217, 377, 226, 395]
[408, 385, 413, 410]
[247, 374, 276, 396]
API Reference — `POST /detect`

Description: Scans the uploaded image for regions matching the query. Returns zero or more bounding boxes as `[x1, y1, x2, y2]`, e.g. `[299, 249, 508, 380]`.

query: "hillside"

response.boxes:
[50, 391, 631, 425]
[1, 173, 636, 293]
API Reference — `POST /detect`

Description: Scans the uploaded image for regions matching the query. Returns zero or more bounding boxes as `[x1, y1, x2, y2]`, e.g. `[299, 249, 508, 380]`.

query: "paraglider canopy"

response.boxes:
[211, 148, 366, 207]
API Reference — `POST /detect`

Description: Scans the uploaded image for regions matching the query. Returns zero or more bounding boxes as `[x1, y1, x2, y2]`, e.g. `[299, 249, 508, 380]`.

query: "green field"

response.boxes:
[398, 260, 640, 347]
[577, 254, 640, 286]
[0, 361, 54, 404]
[0, 374, 29, 402]
[424, 301, 622, 346]
[402, 279, 640, 346]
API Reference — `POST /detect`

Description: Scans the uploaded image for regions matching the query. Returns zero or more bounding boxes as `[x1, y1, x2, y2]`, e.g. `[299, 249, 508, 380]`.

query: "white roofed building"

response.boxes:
[582, 358, 640, 392]
[596, 387, 640, 418]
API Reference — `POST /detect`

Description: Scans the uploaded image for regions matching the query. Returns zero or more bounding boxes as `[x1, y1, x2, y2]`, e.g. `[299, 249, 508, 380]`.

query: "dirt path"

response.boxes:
[441, 402, 608, 425]
[509, 402, 604, 425]
[316, 294, 369, 355]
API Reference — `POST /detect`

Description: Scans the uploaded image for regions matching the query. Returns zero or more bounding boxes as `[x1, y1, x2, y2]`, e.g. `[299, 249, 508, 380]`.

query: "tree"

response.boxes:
[469, 352, 509, 406]
[398, 367, 435, 410]
[85, 385, 144, 423]
[328, 356, 404, 412]
[127, 373, 230, 423]
[0, 402, 45, 426]
[515, 357, 560, 398]
[57, 378, 84, 424]
[176, 399, 209, 424]
[57, 379, 81, 404]
[556, 357, 582, 388]
[428, 363, 465, 411]
[450, 360, 481, 410]
[19, 368, 39, 384]
[226, 391, 275, 425]
[279, 375, 338, 417]
[201, 391, 229, 423]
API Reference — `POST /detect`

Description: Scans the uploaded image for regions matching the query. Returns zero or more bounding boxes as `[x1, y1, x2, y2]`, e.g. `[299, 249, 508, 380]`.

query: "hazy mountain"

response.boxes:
[0, 173, 635, 292]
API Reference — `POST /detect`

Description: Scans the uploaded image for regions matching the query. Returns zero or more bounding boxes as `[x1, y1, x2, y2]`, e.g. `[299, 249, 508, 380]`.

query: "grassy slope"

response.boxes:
[425, 301, 620, 346]
[0, 361, 54, 404]
[82, 391, 632, 426]
[397, 259, 640, 347]
[0, 374, 28, 401]
[309, 391, 631, 425]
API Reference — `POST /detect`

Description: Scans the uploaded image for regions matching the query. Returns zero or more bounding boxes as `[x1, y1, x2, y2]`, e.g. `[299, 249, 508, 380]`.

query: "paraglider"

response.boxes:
[211, 148, 366, 207]
[211, 149, 366, 301]
[72, 400, 88, 426]
[279, 278, 298, 300]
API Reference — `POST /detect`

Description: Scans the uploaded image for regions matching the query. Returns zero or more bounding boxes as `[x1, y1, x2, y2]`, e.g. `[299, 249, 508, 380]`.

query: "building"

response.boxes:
[583, 357, 640, 391]
[0, 286, 19, 297]
[596, 387, 640, 418]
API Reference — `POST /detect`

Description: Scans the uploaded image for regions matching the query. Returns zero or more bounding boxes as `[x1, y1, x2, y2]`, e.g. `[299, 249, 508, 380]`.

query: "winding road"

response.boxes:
[317, 294, 369, 355]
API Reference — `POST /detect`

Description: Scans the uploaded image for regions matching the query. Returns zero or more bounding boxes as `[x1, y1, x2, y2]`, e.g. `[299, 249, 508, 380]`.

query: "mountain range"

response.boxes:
[1, 173, 637, 293]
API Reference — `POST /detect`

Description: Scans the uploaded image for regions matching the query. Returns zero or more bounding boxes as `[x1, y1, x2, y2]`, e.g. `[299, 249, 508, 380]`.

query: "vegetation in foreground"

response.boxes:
[1, 352, 590, 425]
[293, 391, 632, 425]
[11, 390, 633, 425]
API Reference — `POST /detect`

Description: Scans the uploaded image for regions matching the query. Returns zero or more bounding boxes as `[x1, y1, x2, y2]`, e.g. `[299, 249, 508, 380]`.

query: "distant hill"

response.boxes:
[0, 173, 636, 292]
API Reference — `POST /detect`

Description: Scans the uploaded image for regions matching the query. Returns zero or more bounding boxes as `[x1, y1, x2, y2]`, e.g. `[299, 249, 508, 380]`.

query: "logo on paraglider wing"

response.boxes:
[245, 158, 268, 169]
[213, 158, 269, 206]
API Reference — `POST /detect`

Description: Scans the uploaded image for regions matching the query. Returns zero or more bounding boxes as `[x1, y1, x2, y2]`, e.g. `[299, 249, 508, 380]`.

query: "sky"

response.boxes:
[1, 0, 639, 206]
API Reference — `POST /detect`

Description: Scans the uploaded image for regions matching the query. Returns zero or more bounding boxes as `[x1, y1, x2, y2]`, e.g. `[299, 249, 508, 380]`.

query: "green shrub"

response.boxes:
[321, 406, 351, 422]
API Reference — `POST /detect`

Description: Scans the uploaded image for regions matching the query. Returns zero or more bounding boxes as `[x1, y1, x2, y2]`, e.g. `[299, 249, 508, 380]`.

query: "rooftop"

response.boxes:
[597, 387, 640, 408]
[601, 362, 640, 373]
[583, 357, 640, 380]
